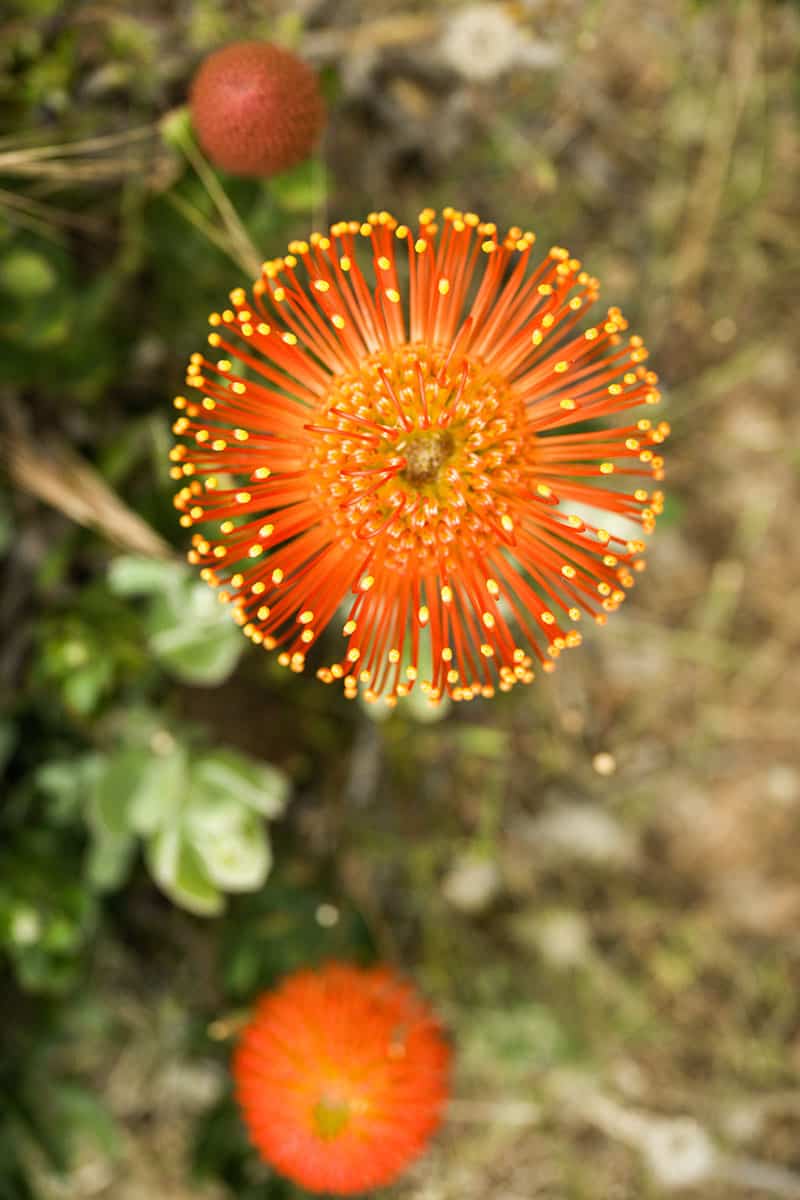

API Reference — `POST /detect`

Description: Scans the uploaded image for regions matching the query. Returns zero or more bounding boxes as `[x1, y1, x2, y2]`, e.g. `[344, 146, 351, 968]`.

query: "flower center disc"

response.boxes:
[308, 343, 531, 572]
[312, 1095, 352, 1141]
[401, 429, 455, 486]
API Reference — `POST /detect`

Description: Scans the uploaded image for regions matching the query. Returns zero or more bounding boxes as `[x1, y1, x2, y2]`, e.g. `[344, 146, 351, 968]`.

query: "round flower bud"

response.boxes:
[189, 41, 325, 178]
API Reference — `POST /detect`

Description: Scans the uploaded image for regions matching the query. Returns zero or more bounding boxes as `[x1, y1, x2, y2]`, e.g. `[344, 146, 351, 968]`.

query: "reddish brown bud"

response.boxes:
[189, 41, 325, 178]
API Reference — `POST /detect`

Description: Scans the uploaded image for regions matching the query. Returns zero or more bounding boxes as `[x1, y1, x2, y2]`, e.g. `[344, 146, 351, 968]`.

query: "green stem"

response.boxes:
[164, 190, 252, 274]
[174, 126, 262, 278]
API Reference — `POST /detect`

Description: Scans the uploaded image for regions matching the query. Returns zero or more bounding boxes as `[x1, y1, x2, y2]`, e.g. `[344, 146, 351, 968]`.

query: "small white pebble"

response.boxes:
[316, 902, 340, 928]
[592, 751, 617, 777]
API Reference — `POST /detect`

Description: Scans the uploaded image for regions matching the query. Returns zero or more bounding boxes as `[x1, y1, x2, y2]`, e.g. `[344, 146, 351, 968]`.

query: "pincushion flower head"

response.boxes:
[172, 207, 668, 703]
[233, 963, 450, 1194]
[189, 41, 325, 177]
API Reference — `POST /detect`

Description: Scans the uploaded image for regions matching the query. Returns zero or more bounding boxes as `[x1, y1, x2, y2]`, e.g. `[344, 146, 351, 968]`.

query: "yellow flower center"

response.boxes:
[312, 1095, 352, 1141]
[308, 343, 531, 570]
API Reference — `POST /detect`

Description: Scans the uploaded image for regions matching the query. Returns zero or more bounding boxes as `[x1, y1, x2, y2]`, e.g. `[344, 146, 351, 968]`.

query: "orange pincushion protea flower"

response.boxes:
[172, 207, 667, 703]
[233, 963, 450, 1194]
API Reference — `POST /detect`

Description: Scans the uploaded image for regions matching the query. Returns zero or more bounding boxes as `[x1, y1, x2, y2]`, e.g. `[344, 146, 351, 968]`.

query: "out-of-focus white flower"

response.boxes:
[640, 1118, 717, 1190]
[516, 39, 562, 70]
[532, 909, 591, 968]
[442, 855, 501, 913]
[440, 4, 560, 82]
[519, 802, 637, 868]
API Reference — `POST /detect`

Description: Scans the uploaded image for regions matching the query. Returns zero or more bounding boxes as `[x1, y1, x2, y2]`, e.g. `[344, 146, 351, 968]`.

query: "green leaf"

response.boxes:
[107, 554, 183, 597]
[127, 746, 186, 835]
[183, 791, 249, 838]
[86, 827, 136, 892]
[61, 656, 114, 716]
[90, 748, 152, 835]
[35, 759, 85, 806]
[55, 1082, 121, 1157]
[191, 748, 289, 818]
[150, 623, 243, 684]
[188, 812, 272, 893]
[146, 830, 224, 917]
[0, 249, 57, 298]
[269, 159, 330, 213]
[148, 581, 243, 685]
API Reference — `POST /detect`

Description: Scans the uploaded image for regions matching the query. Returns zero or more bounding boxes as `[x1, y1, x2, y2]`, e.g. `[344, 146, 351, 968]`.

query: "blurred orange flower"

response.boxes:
[233, 963, 450, 1194]
[172, 208, 667, 703]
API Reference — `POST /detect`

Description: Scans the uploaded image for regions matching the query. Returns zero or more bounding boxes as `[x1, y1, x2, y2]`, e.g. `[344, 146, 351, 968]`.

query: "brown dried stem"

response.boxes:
[2, 431, 173, 561]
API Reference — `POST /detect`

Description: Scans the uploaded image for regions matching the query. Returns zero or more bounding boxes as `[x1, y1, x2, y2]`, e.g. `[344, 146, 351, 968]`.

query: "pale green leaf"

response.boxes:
[127, 747, 187, 835]
[86, 828, 136, 892]
[148, 583, 243, 685]
[188, 813, 272, 892]
[145, 830, 224, 917]
[90, 748, 152, 835]
[108, 555, 183, 597]
[191, 748, 289, 818]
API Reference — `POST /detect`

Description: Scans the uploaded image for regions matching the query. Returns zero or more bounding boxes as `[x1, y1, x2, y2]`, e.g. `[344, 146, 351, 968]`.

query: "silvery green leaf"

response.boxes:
[191, 748, 289, 818]
[107, 555, 184, 597]
[90, 748, 152, 836]
[188, 813, 272, 893]
[87, 828, 136, 892]
[183, 792, 246, 838]
[148, 582, 243, 685]
[145, 829, 224, 917]
[127, 746, 186, 835]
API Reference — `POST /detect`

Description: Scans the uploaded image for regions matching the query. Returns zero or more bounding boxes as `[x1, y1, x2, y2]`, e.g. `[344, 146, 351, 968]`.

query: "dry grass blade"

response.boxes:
[2, 431, 173, 560]
[0, 124, 167, 188]
[671, 0, 762, 294]
[0, 123, 158, 167]
[0, 186, 107, 234]
[302, 0, 531, 58]
[1, 157, 158, 182]
[302, 12, 440, 59]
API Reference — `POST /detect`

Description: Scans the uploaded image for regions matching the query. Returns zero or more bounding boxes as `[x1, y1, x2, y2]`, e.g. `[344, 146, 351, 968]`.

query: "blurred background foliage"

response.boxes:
[1, 1, 800, 1198]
